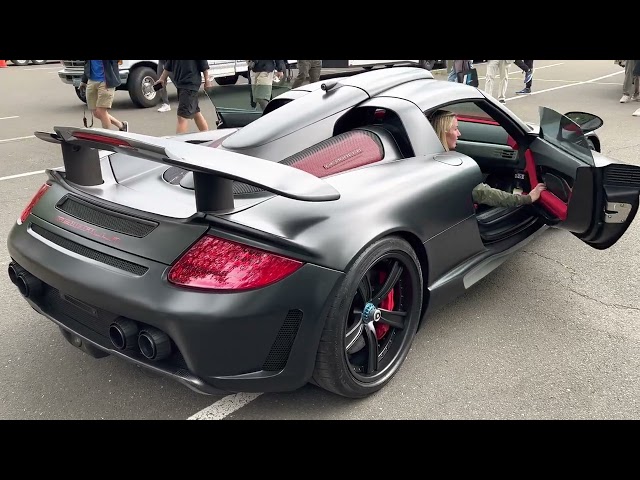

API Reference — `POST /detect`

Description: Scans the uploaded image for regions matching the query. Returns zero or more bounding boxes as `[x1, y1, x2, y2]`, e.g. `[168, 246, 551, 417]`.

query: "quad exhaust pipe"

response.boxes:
[109, 319, 172, 360]
[109, 318, 139, 351]
[7, 262, 173, 361]
[138, 327, 172, 361]
[8, 262, 43, 298]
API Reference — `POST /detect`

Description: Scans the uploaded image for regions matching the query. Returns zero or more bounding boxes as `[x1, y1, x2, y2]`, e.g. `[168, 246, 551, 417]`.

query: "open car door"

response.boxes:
[526, 107, 640, 249]
[204, 79, 293, 128]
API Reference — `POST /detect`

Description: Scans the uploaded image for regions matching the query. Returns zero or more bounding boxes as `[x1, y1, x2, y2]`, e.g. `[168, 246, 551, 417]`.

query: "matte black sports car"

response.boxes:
[7, 67, 640, 399]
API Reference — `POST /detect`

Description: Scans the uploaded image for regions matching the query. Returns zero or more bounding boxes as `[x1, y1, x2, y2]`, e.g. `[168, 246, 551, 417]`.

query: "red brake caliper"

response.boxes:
[376, 271, 395, 340]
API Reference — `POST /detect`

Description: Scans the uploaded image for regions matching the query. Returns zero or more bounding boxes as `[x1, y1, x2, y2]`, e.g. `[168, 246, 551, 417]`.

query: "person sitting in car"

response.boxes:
[429, 109, 547, 207]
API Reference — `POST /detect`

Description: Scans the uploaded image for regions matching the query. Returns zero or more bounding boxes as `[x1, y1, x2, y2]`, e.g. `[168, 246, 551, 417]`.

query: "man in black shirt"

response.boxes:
[155, 60, 212, 133]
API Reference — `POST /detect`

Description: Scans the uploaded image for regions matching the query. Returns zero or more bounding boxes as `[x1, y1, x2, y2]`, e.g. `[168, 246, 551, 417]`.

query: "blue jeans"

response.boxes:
[448, 67, 457, 82]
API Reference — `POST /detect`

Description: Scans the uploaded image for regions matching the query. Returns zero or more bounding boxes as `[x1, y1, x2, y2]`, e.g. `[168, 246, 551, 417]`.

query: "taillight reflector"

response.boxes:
[72, 131, 132, 147]
[19, 183, 50, 224]
[168, 235, 304, 291]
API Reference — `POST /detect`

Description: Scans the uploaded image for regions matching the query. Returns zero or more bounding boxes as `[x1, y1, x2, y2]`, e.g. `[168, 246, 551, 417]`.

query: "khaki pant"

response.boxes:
[86, 80, 115, 110]
[250, 71, 274, 101]
[484, 60, 512, 101]
[622, 60, 638, 97]
[292, 60, 322, 88]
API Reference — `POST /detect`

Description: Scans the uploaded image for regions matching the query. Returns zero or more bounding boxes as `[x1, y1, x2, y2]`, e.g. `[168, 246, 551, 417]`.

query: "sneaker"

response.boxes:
[499, 98, 506, 103]
[158, 103, 171, 113]
[633, 107, 640, 117]
[119, 121, 129, 132]
[632, 94, 640, 102]
[620, 94, 630, 103]
[516, 88, 531, 95]
[524, 69, 533, 84]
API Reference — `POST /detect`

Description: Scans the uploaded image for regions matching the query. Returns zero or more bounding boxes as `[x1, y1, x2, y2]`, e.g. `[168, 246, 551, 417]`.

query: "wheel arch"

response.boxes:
[392, 230, 430, 328]
[339, 228, 430, 329]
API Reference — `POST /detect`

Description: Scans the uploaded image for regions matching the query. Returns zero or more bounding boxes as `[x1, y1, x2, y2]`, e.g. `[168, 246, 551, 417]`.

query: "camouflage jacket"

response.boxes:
[472, 183, 532, 208]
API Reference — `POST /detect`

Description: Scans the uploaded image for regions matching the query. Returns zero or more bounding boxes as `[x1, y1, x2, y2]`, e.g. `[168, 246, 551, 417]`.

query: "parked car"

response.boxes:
[7, 67, 640, 399]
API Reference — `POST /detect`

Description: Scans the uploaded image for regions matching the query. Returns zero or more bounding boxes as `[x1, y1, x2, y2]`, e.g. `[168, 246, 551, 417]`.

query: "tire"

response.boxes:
[127, 66, 159, 108]
[214, 75, 239, 86]
[31, 60, 47, 65]
[10, 60, 29, 66]
[75, 86, 87, 103]
[312, 236, 423, 398]
[363, 66, 373, 71]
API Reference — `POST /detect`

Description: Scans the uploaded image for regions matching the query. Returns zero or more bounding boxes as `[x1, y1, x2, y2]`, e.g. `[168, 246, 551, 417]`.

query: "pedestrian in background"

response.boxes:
[484, 60, 513, 103]
[514, 60, 534, 94]
[247, 60, 287, 110]
[154, 60, 211, 134]
[78, 60, 129, 131]
[156, 59, 171, 113]
[620, 60, 639, 103]
[291, 60, 322, 88]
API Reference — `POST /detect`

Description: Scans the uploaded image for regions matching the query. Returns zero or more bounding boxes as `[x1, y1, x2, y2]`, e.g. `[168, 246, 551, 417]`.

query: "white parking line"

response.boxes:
[0, 135, 36, 143]
[0, 170, 46, 181]
[187, 393, 263, 420]
[0, 116, 19, 121]
[506, 70, 624, 102]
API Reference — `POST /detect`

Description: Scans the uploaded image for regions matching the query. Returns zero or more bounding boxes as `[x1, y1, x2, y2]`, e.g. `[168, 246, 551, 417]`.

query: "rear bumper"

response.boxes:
[7, 216, 343, 395]
[58, 68, 129, 88]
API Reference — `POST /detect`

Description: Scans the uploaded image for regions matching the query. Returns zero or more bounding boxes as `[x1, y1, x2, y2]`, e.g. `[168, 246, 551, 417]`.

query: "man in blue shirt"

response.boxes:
[79, 60, 129, 131]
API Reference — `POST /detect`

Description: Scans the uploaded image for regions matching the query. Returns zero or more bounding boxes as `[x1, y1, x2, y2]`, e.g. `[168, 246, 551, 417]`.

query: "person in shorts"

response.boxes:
[78, 60, 129, 131]
[154, 60, 211, 134]
[247, 60, 287, 110]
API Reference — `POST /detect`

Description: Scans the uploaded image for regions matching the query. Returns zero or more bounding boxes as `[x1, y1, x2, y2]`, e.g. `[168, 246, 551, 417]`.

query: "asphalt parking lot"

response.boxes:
[1, 60, 639, 420]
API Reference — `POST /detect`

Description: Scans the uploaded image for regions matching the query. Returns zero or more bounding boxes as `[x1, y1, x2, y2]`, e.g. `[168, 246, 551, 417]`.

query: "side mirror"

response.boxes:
[563, 111, 603, 133]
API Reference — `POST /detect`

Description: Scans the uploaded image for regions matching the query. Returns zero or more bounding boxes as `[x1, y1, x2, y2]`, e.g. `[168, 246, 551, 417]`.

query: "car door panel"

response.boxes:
[526, 107, 640, 249]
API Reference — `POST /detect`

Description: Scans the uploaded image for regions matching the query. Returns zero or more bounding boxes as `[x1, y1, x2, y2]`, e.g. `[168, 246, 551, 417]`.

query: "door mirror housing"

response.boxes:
[563, 111, 603, 133]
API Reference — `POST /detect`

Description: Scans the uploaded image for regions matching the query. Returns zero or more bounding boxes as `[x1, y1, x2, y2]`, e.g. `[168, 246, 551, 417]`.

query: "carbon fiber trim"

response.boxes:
[57, 196, 158, 238]
[31, 223, 148, 276]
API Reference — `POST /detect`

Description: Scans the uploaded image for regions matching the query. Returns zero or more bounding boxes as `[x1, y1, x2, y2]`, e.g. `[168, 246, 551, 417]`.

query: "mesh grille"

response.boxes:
[262, 309, 303, 371]
[57, 197, 157, 237]
[604, 164, 640, 188]
[31, 224, 148, 276]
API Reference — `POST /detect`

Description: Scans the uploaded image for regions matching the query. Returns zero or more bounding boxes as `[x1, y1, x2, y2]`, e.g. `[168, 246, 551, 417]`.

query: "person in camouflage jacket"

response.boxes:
[429, 109, 546, 207]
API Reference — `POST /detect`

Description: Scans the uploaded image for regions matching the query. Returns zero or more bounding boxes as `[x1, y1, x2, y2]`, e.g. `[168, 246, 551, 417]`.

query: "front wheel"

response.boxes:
[312, 236, 423, 398]
[10, 60, 29, 66]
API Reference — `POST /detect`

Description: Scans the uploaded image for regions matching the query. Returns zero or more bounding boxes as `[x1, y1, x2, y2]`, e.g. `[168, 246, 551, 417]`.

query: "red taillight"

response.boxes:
[168, 235, 304, 291]
[72, 131, 132, 147]
[19, 183, 50, 224]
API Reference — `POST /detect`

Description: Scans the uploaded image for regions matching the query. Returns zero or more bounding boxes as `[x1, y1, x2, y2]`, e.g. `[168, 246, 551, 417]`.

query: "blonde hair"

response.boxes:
[429, 110, 457, 151]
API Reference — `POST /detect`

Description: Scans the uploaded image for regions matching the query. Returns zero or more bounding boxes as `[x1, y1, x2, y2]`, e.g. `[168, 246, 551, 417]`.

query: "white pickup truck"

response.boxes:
[58, 60, 441, 108]
[57, 60, 252, 108]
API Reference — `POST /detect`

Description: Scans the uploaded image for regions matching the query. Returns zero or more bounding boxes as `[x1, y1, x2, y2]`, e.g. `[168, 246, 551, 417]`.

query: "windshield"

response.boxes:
[538, 106, 594, 166]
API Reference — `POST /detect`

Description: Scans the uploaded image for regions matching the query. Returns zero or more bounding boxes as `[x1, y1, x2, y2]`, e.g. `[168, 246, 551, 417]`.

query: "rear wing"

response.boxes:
[34, 126, 340, 213]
